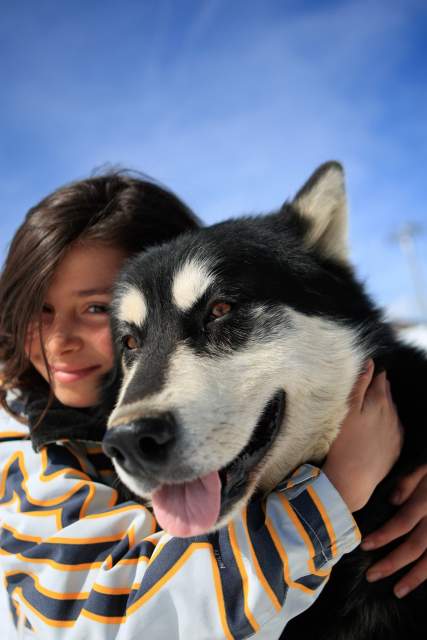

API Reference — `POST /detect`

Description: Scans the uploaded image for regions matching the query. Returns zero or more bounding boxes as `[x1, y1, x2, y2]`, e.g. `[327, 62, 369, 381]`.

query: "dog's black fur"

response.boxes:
[105, 163, 427, 639]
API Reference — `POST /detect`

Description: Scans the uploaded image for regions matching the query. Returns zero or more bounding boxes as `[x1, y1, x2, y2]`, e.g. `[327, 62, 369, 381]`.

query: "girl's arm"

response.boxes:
[0, 364, 400, 640]
[0, 434, 357, 639]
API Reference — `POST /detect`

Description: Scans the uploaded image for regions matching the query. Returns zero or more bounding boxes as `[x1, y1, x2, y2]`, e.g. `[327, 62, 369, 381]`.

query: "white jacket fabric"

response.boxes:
[0, 410, 360, 639]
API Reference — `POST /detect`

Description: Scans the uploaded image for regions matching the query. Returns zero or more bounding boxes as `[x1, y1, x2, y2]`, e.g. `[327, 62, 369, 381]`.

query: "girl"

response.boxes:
[0, 172, 425, 639]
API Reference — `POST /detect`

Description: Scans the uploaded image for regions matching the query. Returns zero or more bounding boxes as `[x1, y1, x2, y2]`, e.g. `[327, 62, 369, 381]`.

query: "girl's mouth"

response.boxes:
[51, 365, 101, 383]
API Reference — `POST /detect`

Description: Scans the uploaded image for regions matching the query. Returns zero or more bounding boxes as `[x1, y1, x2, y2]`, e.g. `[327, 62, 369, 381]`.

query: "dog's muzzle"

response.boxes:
[102, 391, 286, 537]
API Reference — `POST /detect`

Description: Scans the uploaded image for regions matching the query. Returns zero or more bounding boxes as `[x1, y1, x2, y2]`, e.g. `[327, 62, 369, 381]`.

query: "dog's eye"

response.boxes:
[123, 335, 138, 350]
[208, 302, 232, 322]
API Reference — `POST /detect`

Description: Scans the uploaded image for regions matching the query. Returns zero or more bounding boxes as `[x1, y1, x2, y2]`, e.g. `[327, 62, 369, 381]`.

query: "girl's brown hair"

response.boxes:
[0, 171, 199, 416]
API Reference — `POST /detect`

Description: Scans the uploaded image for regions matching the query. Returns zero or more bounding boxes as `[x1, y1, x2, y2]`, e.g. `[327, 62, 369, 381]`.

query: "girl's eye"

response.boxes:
[87, 304, 109, 314]
[207, 302, 232, 323]
[123, 335, 138, 350]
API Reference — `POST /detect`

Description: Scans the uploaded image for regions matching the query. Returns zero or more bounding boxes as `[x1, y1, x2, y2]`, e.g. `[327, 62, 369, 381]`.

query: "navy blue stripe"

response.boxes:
[246, 499, 287, 606]
[105, 538, 156, 571]
[108, 534, 130, 566]
[2, 520, 156, 568]
[119, 539, 156, 562]
[296, 573, 328, 591]
[5, 572, 84, 622]
[25, 617, 34, 631]
[84, 590, 129, 618]
[41, 444, 90, 477]
[57, 485, 94, 527]
[0, 457, 20, 505]
[11, 539, 113, 565]
[133, 537, 194, 596]
[289, 491, 332, 567]
[1, 526, 34, 554]
[29, 540, 113, 565]
[6, 586, 19, 627]
[211, 529, 256, 638]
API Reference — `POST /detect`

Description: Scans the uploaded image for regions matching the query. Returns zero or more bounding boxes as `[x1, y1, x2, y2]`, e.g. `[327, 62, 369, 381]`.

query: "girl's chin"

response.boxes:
[54, 388, 100, 409]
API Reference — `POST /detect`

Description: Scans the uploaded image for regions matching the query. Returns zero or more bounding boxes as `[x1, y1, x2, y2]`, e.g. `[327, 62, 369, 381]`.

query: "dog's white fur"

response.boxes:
[172, 258, 215, 312]
[117, 286, 148, 327]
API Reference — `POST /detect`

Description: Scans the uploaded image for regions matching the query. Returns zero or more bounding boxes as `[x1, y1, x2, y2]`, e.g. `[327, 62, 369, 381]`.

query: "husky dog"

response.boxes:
[103, 163, 427, 639]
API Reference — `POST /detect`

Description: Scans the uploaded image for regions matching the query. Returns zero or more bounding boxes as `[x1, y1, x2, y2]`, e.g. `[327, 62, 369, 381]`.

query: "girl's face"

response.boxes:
[26, 243, 128, 408]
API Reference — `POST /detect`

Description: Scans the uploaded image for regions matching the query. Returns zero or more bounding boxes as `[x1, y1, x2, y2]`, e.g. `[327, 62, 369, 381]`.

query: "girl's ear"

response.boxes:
[290, 161, 349, 263]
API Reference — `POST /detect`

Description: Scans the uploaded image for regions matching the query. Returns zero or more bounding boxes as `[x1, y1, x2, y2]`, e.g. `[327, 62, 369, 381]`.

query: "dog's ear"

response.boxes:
[290, 161, 349, 262]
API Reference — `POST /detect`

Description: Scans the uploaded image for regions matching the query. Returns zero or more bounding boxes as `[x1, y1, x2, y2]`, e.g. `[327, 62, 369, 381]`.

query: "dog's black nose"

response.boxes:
[103, 413, 177, 472]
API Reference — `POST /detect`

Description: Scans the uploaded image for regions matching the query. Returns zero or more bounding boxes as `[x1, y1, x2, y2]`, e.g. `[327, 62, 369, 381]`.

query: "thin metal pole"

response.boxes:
[391, 224, 427, 321]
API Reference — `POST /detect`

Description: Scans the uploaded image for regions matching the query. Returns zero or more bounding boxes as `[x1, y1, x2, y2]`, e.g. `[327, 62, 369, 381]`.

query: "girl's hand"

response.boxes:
[323, 360, 403, 513]
[362, 465, 427, 598]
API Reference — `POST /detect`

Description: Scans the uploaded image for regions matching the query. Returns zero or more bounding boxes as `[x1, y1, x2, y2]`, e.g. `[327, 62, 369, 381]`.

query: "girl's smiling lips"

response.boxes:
[51, 365, 101, 383]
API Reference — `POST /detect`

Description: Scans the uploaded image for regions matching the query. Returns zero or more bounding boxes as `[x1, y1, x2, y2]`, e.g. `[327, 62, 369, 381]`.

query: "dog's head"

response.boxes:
[103, 162, 378, 536]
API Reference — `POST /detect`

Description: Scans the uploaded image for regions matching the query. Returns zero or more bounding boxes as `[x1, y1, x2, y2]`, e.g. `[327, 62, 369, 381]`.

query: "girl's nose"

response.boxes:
[46, 319, 83, 354]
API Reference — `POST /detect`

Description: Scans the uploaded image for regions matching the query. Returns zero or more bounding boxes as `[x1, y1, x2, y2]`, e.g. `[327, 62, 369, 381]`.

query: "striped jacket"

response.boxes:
[0, 411, 360, 639]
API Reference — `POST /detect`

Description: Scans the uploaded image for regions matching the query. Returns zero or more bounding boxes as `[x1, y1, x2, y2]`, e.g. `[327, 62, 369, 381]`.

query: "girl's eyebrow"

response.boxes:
[73, 287, 112, 297]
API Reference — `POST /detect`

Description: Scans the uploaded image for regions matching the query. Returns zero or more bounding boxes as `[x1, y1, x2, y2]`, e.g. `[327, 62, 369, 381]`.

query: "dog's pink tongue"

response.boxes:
[152, 471, 221, 537]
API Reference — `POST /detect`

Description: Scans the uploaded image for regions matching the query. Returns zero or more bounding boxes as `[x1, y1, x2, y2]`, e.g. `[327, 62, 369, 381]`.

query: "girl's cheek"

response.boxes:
[94, 325, 115, 362]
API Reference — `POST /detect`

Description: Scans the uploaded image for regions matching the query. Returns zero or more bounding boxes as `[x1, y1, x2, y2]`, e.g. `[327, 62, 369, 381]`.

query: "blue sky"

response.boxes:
[1, 0, 426, 321]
